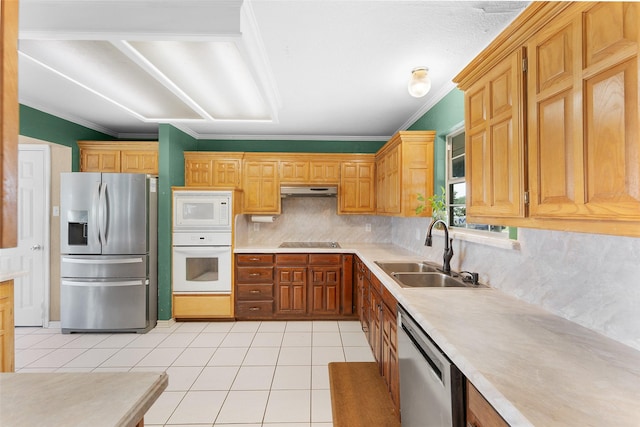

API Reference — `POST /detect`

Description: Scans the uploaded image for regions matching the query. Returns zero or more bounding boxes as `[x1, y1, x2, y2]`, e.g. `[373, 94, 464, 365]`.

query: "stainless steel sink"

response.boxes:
[391, 272, 467, 288]
[374, 261, 439, 274]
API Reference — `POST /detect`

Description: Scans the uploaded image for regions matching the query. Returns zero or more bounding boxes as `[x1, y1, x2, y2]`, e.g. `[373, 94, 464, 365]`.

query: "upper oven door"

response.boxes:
[173, 191, 231, 231]
[172, 245, 232, 293]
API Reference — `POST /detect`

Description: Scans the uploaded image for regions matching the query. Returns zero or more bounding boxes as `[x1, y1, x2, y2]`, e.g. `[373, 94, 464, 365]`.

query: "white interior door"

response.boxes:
[0, 145, 50, 326]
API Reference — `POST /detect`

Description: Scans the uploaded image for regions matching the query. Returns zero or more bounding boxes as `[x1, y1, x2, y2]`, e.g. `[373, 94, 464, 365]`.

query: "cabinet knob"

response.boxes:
[249, 273, 260, 277]
[249, 257, 260, 261]
[249, 307, 260, 311]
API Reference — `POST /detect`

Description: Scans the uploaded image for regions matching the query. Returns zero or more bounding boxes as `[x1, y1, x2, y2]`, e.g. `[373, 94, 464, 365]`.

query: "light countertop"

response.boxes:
[0, 270, 27, 282]
[0, 372, 168, 427]
[235, 242, 640, 426]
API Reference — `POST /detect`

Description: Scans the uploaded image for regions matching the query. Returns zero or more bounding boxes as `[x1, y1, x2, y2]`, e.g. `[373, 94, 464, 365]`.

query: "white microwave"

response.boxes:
[173, 190, 232, 231]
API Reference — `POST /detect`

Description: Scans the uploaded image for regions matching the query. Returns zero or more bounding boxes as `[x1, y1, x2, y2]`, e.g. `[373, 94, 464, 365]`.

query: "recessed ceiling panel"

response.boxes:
[19, 40, 202, 120]
[129, 40, 271, 121]
[19, 55, 160, 136]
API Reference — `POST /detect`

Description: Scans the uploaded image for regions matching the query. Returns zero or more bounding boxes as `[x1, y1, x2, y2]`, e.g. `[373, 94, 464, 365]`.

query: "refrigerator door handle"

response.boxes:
[99, 181, 108, 244]
[61, 256, 144, 265]
[92, 181, 102, 245]
[62, 280, 145, 287]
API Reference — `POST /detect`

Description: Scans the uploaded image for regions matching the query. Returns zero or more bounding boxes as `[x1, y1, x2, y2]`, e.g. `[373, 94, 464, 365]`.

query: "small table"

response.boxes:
[0, 371, 168, 426]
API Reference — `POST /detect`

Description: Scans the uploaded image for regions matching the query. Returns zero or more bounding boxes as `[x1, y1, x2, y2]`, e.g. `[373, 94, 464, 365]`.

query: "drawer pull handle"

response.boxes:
[249, 273, 260, 277]
[249, 307, 260, 311]
[249, 290, 261, 294]
[249, 257, 260, 261]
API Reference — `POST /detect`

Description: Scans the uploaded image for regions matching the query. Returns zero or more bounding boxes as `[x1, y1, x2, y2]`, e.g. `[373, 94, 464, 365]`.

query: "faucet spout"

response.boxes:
[425, 219, 453, 274]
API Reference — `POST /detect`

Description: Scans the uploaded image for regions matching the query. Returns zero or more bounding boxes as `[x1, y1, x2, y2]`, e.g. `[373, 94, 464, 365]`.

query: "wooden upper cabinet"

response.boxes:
[465, 49, 525, 220]
[184, 152, 242, 188]
[339, 158, 376, 214]
[528, 2, 640, 222]
[1, 0, 19, 248]
[78, 141, 158, 174]
[375, 131, 435, 217]
[242, 157, 281, 214]
[81, 148, 120, 173]
[309, 160, 340, 183]
[121, 150, 158, 174]
[184, 156, 213, 186]
[280, 160, 309, 183]
[455, 1, 640, 236]
[279, 155, 341, 184]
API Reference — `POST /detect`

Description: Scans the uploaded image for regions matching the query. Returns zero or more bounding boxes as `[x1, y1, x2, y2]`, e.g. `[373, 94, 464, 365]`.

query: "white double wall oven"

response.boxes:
[172, 190, 233, 294]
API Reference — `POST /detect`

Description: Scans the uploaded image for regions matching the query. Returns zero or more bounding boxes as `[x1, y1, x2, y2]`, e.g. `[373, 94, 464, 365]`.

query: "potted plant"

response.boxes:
[416, 186, 447, 225]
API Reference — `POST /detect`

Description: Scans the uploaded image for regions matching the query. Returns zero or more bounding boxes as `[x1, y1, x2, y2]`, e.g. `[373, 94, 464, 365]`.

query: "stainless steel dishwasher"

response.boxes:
[397, 305, 464, 427]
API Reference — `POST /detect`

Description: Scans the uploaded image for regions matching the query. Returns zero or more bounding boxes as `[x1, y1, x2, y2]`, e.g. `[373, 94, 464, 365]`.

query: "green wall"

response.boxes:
[157, 124, 198, 320]
[19, 105, 115, 171]
[408, 89, 464, 192]
[195, 139, 384, 153]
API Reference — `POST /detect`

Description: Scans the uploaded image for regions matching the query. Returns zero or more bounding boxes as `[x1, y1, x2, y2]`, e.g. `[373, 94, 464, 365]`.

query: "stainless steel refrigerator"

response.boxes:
[60, 173, 157, 333]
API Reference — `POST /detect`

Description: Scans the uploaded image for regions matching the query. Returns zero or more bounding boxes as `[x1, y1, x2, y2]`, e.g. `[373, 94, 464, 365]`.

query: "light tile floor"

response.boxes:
[14, 320, 374, 427]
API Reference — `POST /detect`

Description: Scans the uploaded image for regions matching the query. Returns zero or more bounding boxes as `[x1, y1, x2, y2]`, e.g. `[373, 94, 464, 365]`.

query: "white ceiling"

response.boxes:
[18, 0, 529, 141]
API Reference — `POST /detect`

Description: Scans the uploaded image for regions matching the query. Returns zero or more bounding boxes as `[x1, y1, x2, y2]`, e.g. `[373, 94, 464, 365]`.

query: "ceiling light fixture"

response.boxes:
[408, 67, 431, 98]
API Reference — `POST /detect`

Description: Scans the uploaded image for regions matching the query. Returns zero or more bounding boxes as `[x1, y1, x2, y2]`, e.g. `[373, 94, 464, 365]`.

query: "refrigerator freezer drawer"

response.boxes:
[61, 255, 147, 279]
[61, 279, 147, 332]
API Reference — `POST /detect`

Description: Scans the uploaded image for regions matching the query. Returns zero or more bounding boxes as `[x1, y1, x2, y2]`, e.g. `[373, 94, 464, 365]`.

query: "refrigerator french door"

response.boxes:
[60, 173, 157, 333]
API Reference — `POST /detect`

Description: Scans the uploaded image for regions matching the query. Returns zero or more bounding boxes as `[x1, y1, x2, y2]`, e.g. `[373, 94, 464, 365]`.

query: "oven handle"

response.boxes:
[172, 246, 231, 255]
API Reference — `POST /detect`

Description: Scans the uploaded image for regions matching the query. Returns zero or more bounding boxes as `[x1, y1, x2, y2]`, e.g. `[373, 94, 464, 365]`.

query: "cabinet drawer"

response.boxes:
[236, 267, 273, 283]
[236, 254, 274, 265]
[308, 253, 342, 265]
[237, 284, 273, 300]
[276, 254, 308, 265]
[236, 300, 274, 318]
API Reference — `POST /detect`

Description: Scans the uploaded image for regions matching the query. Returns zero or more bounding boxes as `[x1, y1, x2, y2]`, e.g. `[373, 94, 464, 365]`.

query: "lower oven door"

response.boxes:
[172, 245, 232, 293]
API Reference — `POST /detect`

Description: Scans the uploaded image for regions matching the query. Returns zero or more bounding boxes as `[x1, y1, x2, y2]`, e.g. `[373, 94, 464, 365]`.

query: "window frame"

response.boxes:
[444, 125, 515, 241]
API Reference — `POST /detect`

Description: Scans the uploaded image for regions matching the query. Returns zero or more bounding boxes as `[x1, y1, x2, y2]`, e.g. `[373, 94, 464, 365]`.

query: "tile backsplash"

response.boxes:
[392, 217, 640, 352]
[236, 197, 392, 246]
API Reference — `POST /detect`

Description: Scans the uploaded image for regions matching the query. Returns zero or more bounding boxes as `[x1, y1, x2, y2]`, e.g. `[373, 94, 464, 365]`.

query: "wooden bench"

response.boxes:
[328, 362, 401, 427]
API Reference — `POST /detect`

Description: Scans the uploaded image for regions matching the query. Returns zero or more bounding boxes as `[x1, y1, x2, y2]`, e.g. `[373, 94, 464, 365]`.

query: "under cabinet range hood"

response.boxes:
[280, 186, 337, 197]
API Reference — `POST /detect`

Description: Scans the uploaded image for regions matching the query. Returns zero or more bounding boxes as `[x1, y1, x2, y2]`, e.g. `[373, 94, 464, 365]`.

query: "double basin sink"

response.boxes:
[375, 261, 486, 289]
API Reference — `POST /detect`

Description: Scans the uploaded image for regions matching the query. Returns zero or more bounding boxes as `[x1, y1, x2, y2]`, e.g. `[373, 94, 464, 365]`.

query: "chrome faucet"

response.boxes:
[425, 219, 454, 274]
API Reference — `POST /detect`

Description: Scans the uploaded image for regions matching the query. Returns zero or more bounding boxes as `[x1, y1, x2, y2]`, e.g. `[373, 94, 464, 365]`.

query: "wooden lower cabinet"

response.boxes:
[0, 280, 15, 372]
[235, 254, 275, 320]
[355, 257, 399, 414]
[466, 380, 509, 427]
[172, 294, 233, 319]
[235, 253, 355, 319]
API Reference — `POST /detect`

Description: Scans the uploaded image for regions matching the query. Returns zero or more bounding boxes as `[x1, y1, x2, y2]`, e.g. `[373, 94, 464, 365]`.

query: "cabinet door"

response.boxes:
[528, 3, 640, 221]
[185, 158, 213, 186]
[309, 161, 340, 183]
[280, 161, 309, 183]
[275, 267, 307, 314]
[121, 151, 158, 174]
[465, 49, 525, 219]
[339, 162, 376, 214]
[385, 146, 401, 214]
[368, 285, 382, 363]
[382, 302, 399, 412]
[243, 161, 280, 214]
[0, 281, 15, 372]
[213, 159, 241, 188]
[308, 266, 341, 315]
[81, 149, 120, 172]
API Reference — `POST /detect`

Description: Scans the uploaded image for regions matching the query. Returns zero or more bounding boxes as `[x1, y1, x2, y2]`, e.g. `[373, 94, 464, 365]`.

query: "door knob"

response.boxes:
[31, 244, 42, 250]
